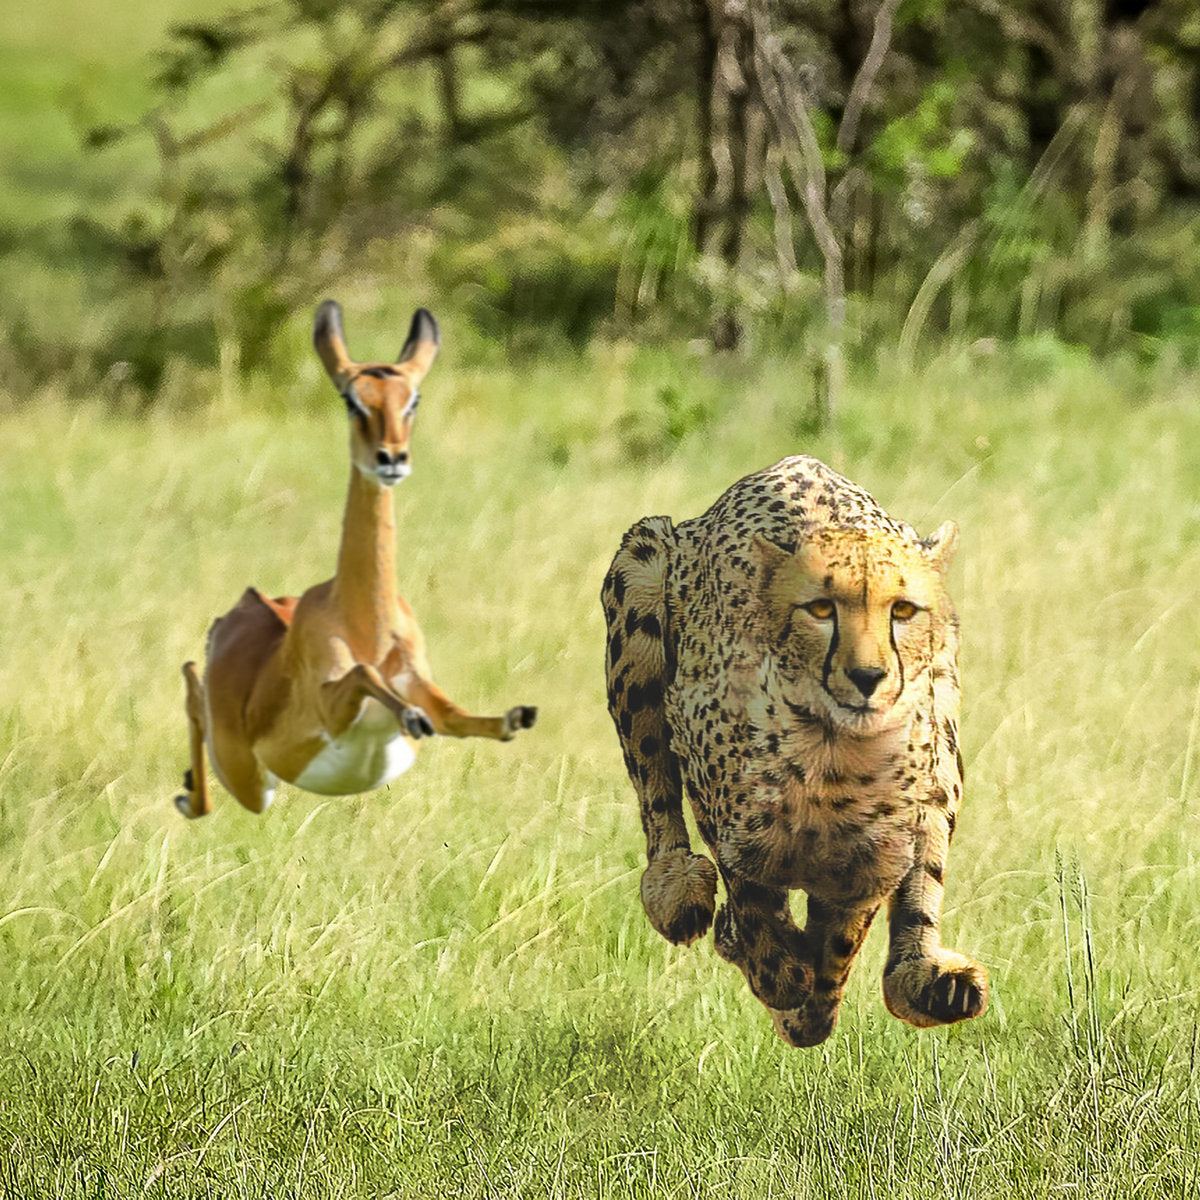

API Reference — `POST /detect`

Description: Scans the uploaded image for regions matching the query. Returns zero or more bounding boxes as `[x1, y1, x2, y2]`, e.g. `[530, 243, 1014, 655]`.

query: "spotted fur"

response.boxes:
[602, 455, 987, 1046]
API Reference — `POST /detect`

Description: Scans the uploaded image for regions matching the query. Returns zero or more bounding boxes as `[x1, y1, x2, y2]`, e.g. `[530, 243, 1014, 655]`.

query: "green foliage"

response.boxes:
[612, 171, 701, 325]
[435, 217, 624, 354]
[4, 0, 1200, 396]
[869, 82, 975, 182]
[615, 380, 716, 462]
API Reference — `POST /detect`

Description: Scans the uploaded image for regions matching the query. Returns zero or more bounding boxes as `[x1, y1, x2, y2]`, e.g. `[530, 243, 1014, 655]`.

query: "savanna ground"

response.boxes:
[3, 1, 1200, 1196]
[2, 344, 1199, 1197]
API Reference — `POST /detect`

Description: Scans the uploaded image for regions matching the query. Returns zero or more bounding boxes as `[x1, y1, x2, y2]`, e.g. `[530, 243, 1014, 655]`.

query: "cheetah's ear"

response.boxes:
[752, 533, 796, 568]
[920, 520, 959, 573]
[753, 534, 810, 629]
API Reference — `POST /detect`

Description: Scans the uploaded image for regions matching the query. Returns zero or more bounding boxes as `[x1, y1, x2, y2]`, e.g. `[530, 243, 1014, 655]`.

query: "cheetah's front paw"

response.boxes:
[883, 950, 988, 1028]
[641, 850, 717, 946]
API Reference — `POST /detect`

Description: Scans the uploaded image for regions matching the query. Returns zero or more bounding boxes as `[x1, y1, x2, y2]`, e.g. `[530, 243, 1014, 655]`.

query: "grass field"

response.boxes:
[4, 0, 1200, 1192]
[1, 341, 1198, 1196]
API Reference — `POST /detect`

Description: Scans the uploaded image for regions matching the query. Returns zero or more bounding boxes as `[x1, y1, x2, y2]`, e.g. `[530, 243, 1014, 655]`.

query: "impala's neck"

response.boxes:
[332, 467, 398, 657]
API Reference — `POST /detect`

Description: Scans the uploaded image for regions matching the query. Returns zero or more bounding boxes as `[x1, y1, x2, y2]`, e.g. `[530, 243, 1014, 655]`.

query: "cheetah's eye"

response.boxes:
[892, 600, 919, 622]
[803, 599, 835, 620]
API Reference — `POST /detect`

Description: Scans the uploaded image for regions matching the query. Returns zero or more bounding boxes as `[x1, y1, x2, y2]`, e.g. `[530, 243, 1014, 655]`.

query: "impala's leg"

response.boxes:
[398, 673, 537, 742]
[174, 661, 212, 818]
[882, 812, 987, 1027]
[212, 754, 277, 814]
[204, 720, 278, 815]
[177, 659, 277, 817]
[321, 662, 440, 740]
[603, 517, 716, 946]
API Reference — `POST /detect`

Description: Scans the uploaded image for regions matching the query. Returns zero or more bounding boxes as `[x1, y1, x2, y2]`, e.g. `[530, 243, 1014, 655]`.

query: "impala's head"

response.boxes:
[313, 299, 440, 488]
[756, 522, 959, 730]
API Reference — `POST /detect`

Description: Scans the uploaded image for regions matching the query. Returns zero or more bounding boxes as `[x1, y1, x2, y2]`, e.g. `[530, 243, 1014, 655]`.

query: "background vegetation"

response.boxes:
[4, 0, 1200, 400]
[1, 0, 1199, 1196]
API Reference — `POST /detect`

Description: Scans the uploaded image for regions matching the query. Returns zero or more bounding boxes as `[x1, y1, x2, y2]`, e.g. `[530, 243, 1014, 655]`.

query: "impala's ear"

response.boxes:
[397, 308, 439, 381]
[314, 300, 356, 389]
[921, 520, 959, 573]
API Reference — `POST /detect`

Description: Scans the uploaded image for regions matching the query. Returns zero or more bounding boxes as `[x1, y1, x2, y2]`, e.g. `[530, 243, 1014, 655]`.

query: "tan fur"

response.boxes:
[602, 456, 986, 1046]
[174, 301, 536, 819]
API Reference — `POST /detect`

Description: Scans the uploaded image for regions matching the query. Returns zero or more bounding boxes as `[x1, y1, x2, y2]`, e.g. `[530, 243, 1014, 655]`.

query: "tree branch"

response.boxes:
[751, 3, 845, 416]
[752, 13, 844, 329]
[836, 0, 901, 157]
[763, 144, 798, 275]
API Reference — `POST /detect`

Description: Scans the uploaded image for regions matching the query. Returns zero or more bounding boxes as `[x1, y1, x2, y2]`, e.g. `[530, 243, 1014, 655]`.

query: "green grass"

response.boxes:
[1, 344, 1199, 1196]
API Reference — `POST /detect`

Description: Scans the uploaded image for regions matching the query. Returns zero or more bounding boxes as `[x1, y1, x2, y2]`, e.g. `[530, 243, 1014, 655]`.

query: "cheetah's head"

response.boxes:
[754, 523, 958, 730]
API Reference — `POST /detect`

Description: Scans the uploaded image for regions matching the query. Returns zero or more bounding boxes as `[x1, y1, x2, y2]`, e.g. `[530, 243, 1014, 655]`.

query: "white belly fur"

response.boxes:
[293, 699, 418, 796]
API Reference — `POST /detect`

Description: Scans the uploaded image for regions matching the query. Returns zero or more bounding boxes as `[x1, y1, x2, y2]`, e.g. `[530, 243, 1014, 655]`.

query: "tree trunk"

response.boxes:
[691, 0, 721, 254]
[714, 0, 755, 349]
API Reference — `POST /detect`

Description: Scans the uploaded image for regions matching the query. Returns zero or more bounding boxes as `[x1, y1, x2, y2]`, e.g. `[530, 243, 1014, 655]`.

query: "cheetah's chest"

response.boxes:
[716, 732, 922, 902]
[734, 784, 918, 897]
[669, 640, 926, 903]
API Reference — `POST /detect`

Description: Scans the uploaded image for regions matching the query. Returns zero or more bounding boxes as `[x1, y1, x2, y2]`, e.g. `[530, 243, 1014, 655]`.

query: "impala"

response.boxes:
[175, 300, 537, 818]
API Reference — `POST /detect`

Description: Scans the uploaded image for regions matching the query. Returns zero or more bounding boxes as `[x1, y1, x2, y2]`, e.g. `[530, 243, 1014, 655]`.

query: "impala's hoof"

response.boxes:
[174, 794, 202, 819]
[173, 768, 205, 819]
[402, 706, 435, 738]
[502, 706, 538, 738]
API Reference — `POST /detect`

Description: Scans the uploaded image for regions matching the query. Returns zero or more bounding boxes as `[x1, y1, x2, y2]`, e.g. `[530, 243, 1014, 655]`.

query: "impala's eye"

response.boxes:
[892, 600, 919, 622]
[803, 599, 835, 620]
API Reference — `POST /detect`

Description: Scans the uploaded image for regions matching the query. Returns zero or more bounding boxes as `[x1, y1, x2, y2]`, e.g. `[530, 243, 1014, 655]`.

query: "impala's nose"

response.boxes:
[376, 449, 409, 467]
[847, 666, 887, 698]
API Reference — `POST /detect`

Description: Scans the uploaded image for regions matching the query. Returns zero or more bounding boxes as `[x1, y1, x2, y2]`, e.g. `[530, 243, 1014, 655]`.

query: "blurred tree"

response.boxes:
[54, 0, 1200, 397]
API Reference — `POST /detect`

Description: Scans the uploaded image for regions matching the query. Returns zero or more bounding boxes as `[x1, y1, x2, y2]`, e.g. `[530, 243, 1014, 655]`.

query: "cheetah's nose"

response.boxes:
[847, 666, 887, 699]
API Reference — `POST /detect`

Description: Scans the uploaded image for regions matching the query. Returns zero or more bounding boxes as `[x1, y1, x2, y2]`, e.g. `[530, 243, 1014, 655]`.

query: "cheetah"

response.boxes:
[601, 455, 987, 1047]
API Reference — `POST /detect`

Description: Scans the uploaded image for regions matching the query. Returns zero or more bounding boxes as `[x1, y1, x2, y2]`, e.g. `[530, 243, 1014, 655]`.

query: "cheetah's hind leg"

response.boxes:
[602, 516, 716, 946]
